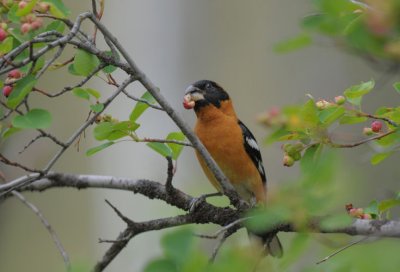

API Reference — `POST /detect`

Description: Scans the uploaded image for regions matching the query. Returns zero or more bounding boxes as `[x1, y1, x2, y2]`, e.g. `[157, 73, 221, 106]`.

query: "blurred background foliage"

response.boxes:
[1, 0, 400, 272]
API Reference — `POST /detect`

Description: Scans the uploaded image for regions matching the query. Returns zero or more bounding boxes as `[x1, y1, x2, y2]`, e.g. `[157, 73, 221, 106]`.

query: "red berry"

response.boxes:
[8, 69, 21, 79]
[371, 121, 382, 133]
[38, 2, 50, 13]
[18, 1, 27, 9]
[2, 85, 13, 97]
[0, 27, 7, 41]
[31, 18, 43, 30]
[21, 23, 31, 34]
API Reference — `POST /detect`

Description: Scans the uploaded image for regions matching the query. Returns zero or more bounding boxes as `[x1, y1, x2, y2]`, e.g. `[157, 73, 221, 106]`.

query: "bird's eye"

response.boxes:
[205, 83, 212, 89]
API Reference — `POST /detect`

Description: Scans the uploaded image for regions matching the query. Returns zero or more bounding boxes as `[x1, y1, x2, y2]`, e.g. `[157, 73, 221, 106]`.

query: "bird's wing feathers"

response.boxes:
[238, 120, 267, 184]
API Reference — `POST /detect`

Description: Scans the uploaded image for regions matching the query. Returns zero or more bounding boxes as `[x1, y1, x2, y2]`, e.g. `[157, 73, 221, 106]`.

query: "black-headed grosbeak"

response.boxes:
[183, 80, 283, 257]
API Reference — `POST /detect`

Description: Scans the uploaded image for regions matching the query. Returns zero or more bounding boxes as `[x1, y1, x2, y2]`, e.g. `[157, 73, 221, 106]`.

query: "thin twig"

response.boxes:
[329, 129, 396, 148]
[195, 217, 249, 239]
[0, 153, 44, 174]
[122, 90, 164, 110]
[316, 236, 369, 265]
[165, 156, 174, 193]
[139, 138, 192, 147]
[105, 199, 135, 226]
[11, 191, 71, 271]
[36, 44, 66, 79]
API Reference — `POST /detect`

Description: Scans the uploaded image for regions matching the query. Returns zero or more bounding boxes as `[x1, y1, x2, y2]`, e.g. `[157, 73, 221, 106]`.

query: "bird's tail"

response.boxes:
[249, 230, 283, 258]
[263, 234, 283, 258]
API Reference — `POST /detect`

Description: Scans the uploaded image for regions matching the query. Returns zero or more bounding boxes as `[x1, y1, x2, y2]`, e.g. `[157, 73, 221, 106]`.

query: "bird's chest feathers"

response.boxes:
[194, 108, 252, 182]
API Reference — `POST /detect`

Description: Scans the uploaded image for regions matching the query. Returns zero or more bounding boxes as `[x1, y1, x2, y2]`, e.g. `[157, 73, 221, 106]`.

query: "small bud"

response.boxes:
[283, 155, 295, 167]
[31, 18, 43, 30]
[21, 23, 32, 34]
[37, 2, 50, 13]
[363, 127, 374, 136]
[334, 95, 346, 105]
[282, 143, 292, 152]
[18, 1, 27, 9]
[315, 99, 331, 110]
[371, 121, 382, 133]
[8, 69, 21, 79]
[2, 85, 13, 97]
[0, 27, 7, 41]
[0, 22, 8, 30]
[292, 152, 301, 161]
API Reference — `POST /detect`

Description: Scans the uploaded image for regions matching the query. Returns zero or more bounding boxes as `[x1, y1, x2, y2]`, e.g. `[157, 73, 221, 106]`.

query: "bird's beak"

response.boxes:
[183, 85, 203, 110]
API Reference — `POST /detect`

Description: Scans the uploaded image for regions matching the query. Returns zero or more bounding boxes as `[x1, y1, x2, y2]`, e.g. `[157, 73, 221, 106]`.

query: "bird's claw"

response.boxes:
[189, 196, 206, 213]
[189, 192, 222, 213]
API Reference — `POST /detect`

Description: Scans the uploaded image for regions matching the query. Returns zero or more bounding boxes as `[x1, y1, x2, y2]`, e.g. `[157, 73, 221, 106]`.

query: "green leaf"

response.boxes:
[161, 228, 194, 266]
[319, 214, 352, 231]
[370, 152, 393, 165]
[301, 14, 325, 29]
[279, 234, 310, 270]
[45, 20, 66, 34]
[0, 37, 14, 54]
[166, 132, 186, 160]
[86, 141, 114, 156]
[102, 51, 120, 74]
[73, 49, 100, 76]
[90, 103, 104, 113]
[339, 115, 367, 125]
[364, 200, 379, 217]
[93, 122, 114, 141]
[246, 206, 292, 233]
[318, 106, 345, 126]
[93, 121, 139, 141]
[393, 82, 400, 94]
[344, 80, 374, 107]
[147, 142, 172, 158]
[42, 0, 70, 18]
[144, 259, 177, 272]
[12, 109, 52, 129]
[265, 128, 292, 144]
[72, 87, 90, 100]
[274, 33, 312, 53]
[129, 91, 157, 121]
[86, 88, 101, 99]
[378, 199, 400, 214]
[31, 56, 46, 74]
[1, 127, 22, 140]
[7, 4, 20, 23]
[112, 120, 140, 132]
[300, 99, 319, 128]
[68, 64, 80, 76]
[16, 0, 38, 16]
[6, 75, 37, 109]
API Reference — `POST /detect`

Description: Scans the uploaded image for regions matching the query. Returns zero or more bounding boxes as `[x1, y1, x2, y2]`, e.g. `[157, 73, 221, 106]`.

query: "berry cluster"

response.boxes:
[2, 69, 22, 97]
[315, 95, 346, 110]
[282, 143, 304, 167]
[0, 0, 50, 39]
[345, 203, 372, 220]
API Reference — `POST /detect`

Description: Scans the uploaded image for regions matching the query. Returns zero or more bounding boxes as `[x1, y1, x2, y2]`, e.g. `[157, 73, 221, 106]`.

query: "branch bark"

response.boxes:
[3, 172, 400, 270]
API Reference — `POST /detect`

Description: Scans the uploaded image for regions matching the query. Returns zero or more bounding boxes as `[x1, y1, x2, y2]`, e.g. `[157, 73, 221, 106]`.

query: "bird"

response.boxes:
[183, 79, 283, 258]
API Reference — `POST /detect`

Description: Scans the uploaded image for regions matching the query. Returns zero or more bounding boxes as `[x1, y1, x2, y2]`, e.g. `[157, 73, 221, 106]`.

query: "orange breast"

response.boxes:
[194, 104, 266, 203]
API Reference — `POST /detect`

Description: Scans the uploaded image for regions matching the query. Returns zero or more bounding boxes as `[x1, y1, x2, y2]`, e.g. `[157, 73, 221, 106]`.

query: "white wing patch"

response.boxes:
[246, 137, 259, 151]
[258, 161, 265, 176]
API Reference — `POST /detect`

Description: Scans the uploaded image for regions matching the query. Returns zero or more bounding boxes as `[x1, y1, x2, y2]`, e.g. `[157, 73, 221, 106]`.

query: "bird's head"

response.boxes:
[183, 80, 230, 112]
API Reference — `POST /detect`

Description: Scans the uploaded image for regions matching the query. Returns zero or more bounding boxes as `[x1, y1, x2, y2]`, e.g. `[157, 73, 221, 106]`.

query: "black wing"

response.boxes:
[238, 120, 267, 184]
